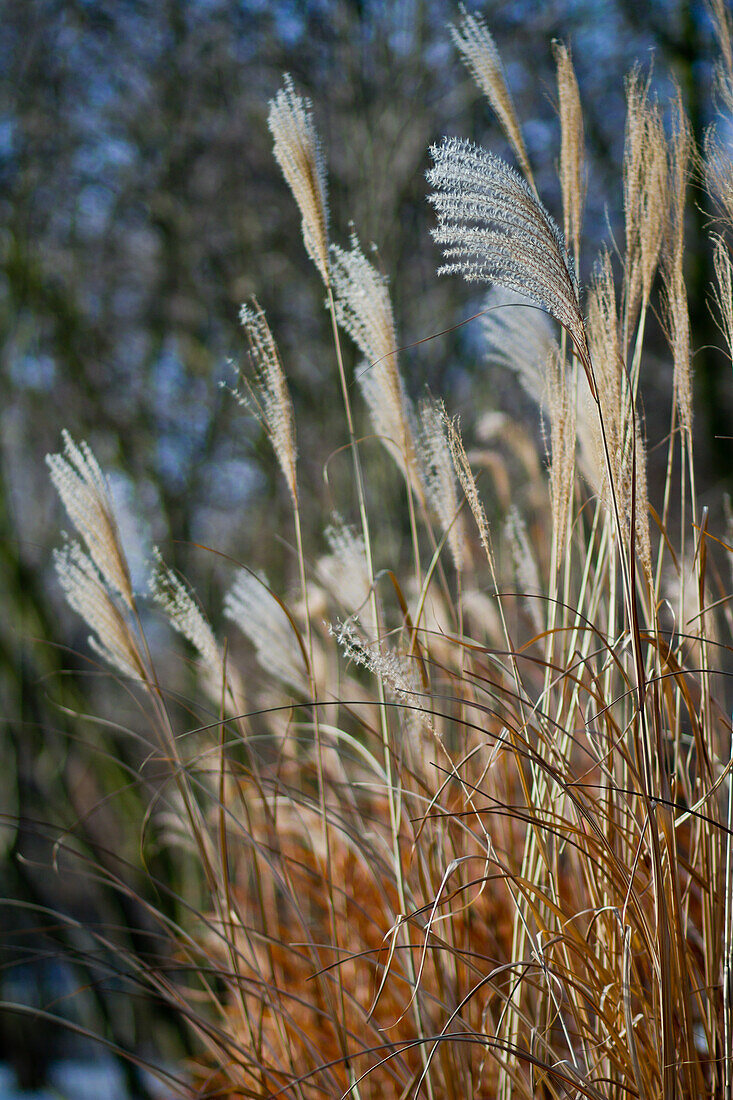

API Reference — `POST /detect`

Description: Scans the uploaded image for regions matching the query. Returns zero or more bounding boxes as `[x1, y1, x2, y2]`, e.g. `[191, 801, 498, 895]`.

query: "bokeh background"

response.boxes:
[1, 0, 731, 1093]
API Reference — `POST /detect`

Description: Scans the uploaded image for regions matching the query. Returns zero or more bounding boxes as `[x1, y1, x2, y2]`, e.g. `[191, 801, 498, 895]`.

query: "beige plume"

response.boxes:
[623, 68, 667, 329]
[553, 40, 585, 267]
[331, 234, 419, 487]
[662, 92, 693, 438]
[268, 74, 329, 283]
[708, 0, 733, 114]
[46, 431, 134, 609]
[417, 398, 465, 573]
[317, 515, 376, 639]
[54, 540, 145, 681]
[713, 236, 733, 367]
[449, 7, 535, 191]
[224, 570, 306, 693]
[445, 414, 495, 573]
[481, 286, 558, 403]
[546, 346, 576, 562]
[705, 128, 733, 235]
[149, 547, 237, 707]
[235, 300, 298, 504]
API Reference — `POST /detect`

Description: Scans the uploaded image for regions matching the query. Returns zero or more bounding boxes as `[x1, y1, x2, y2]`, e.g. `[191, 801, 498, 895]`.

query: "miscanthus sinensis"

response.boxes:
[449, 6, 534, 191]
[53, 538, 145, 682]
[504, 505, 542, 635]
[46, 430, 134, 609]
[331, 618, 428, 729]
[224, 569, 306, 694]
[47, 432, 148, 682]
[709, 0, 733, 115]
[479, 289, 574, 560]
[234, 301, 297, 505]
[149, 547, 235, 707]
[268, 75, 329, 284]
[331, 234, 419, 490]
[705, 0, 733, 234]
[317, 515, 375, 639]
[713, 236, 733, 366]
[553, 40, 585, 265]
[662, 92, 693, 439]
[481, 286, 558, 402]
[705, 130, 733, 235]
[446, 414, 495, 573]
[417, 398, 465, 574]
[622, 68, 667, 330]
[427, 137, 591, 386]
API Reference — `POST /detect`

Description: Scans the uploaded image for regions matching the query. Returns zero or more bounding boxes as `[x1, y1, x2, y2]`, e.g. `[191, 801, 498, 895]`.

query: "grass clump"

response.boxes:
[39, 7, 733, 1098]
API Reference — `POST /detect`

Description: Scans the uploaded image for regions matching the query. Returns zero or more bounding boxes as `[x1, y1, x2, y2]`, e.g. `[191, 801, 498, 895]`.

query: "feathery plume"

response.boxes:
[708, 0, 733, 113]
[553, 40, 585, 266]
[712, 236, 733, 367]
[46, 431, 134, 608]
[358, 366, 419, 489]
[150, 548, 231, 704]
[623, 69, 667, 327]
[449, 7, 535, 190]
[581, 251, 622, 501]
[224, 570, 306, 693]
[481, 286, 558, 403]
[427, 138, 593, 390]
[235, 300, 298, 504]
[54, 540, 145, 681]
[632, 415, 653, 585]
[705, 128, 733, 235]
[623, 67, 647, 289]
[317, 515, 375, 638]
[583, 253, 651, 575]
[332, 618, 429, 727]
[662, 92, 693, 437]
[268, 75, 329, 283]
[666, 86, 692, 277]
[445, 415, 495, 573]
[417, 398, 465, 573]
[638, 127, 667, 308]
[588, 251, 623, 422]
[331, 234, 397, 368]
[331, 235, 419, 486]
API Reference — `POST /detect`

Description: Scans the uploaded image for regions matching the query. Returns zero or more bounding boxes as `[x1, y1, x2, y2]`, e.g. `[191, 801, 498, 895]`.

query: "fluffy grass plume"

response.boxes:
[449, 6, 534, 190]
[46, 430, 134, 608]
[427, 137, 594, 394]
[235, 299, 298, 504]
[268, 74, 330, 283]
